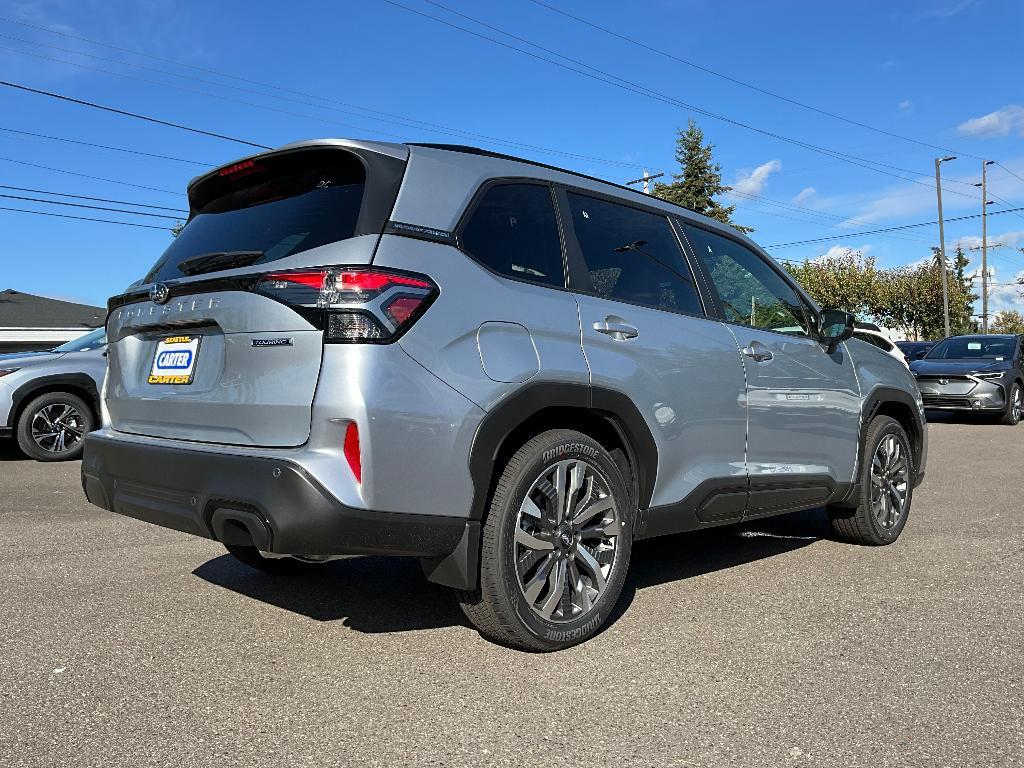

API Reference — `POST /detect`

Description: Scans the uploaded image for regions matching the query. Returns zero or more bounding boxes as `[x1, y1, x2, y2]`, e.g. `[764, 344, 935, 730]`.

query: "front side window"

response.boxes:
[52, 327, 106, 353]
[684, 224, 814, 336]
[566, 192, 703, 316]
[460, 184, 565, 288]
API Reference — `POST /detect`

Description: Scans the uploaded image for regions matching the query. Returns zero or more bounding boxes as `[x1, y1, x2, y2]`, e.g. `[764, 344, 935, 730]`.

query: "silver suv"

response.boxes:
[83, 140, 927, 650]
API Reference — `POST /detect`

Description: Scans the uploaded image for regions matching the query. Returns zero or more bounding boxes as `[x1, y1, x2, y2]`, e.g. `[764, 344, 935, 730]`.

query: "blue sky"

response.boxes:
[1, 0, 1022, 319]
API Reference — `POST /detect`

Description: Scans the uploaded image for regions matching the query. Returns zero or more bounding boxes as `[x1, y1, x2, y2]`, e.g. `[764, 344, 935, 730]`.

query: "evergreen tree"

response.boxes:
[653, 119, 752, 233]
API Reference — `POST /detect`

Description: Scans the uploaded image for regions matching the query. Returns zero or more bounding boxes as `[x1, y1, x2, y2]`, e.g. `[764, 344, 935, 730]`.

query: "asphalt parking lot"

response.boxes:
[1, 415, 1022, 768]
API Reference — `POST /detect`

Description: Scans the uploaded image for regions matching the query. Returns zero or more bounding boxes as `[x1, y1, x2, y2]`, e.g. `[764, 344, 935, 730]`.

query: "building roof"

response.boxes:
[0, 289, 105, 330]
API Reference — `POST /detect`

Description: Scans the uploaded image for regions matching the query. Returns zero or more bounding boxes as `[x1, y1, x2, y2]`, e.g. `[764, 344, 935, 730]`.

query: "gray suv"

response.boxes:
[1, 328, 106, 461]
[82, 140, 927, 650]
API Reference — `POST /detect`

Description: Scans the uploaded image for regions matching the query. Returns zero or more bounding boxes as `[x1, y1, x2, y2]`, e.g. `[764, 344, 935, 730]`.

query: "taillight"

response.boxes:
[255, 266, 438, 343]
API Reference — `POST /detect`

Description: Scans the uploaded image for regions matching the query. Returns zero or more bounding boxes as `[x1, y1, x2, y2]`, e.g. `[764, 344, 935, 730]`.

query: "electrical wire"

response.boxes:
[0, 156, 181, 195]
[0, 205, 169, 229]
[0, 192, 181, 219]
[0, 185, 188, 213]
[0, 126, 213, 166]
[766, 206, 1024, 249]
[0, 80, 270, 150]
[524, 0, 981, 161]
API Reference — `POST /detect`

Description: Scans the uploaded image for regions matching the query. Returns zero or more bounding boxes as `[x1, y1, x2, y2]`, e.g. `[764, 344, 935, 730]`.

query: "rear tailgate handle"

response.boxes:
[594, 320, 639, 340]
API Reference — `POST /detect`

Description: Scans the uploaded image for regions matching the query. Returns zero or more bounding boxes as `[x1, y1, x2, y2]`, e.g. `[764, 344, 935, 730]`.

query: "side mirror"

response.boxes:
[818, 309, 855, 353]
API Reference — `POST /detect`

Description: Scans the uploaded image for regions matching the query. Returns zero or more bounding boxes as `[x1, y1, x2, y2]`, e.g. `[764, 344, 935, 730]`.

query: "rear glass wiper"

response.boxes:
[176, 250, 264, 276]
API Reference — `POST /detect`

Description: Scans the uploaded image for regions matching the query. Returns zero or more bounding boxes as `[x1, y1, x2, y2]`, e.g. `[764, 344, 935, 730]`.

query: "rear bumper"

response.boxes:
[82, 432, 474, 568]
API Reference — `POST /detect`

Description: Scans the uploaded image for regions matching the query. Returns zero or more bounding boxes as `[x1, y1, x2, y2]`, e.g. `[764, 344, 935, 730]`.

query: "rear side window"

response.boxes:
[853, 331, 893, 351]
[684, 223, 814, 336]
[144, 150, 367, 283]
[459, 183, 565, 287]
[565, 192, 703, 316]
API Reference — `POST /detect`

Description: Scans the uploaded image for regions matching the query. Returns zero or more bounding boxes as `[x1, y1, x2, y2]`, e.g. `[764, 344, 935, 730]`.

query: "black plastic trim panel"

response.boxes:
[467, 382, 658, 521]
[81, 433, 467, 560]
[639, 474, 841, 540]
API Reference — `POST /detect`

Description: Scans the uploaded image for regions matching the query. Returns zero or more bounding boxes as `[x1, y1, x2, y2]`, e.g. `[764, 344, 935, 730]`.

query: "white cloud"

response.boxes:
[814, 244, 874, 261]
[898, 100, 914, 114]
[732, 160, 782, 196]
[957, 105, 1024, 138]
[919, 0, 977, 18]
[794, 187, 817, 205]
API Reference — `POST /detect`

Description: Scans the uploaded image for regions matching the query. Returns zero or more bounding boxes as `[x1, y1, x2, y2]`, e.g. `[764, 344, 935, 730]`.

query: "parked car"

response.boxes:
[82, 140, 927, 650]
[910, 334, 1023, 424]
[852, 323, 908, 367]
[895, 340, 935, 364]
[0, 327, 106, 461]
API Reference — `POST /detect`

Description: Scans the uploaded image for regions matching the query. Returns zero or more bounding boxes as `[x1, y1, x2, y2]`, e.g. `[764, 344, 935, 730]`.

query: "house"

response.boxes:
[0, 289, 105, 354]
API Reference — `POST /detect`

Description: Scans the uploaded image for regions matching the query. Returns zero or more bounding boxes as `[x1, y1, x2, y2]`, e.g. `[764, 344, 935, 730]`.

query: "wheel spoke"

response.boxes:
[553, 464, 568, 525]
[574, 545, 607, 594]
[521, 495, 544, 521]
[522, 553, 557, 603]
[537, 558, 567, 619]
[571, 494, 614, 528]
[515, 525, 554, 551]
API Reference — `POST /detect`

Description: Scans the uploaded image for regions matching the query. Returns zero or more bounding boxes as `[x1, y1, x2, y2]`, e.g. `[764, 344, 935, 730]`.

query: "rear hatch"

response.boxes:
[105, 143, 407, 447]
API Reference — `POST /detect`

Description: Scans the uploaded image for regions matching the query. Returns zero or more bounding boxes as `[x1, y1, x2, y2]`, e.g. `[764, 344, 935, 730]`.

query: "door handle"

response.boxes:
[593, 320, 639, 340]
[742, 343, 774, 363]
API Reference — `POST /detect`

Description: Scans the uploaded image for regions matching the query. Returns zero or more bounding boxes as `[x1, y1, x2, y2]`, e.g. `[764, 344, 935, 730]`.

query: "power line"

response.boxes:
[0, 185, 188, 213]
[766, 206, 1024, 249]
[524, 0, 980, 161]
[0, 23, 639, 169]
[0, 204, 170, 230]
[0, 126, 213, 166]
[0, 192, 181, 220]
[0, 156, 180, 195]
[382, 0, 985, 201]
[0, 80, 270, 150]
[994, 162, 1024, 186]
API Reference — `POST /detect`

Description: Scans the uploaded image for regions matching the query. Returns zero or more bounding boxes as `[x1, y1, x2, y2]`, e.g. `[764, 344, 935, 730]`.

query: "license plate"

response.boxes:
[148, 335, 201, 385]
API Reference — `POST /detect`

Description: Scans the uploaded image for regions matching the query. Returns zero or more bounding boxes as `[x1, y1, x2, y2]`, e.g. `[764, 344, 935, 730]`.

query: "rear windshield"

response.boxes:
[926, 336, 1017, 360]
[144, 150, 366, 283]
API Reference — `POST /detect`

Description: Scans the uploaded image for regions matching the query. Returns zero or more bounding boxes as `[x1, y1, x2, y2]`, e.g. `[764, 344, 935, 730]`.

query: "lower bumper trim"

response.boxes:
[81, 433, 468, 560]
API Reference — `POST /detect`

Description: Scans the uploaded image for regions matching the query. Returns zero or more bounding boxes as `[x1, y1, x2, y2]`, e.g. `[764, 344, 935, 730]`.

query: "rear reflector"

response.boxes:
[343, 421, 361, 483]
[255, 266, 437, 343]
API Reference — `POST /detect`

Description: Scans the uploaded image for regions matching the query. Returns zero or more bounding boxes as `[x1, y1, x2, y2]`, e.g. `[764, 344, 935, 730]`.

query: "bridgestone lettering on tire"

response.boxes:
[459, 429, 633, 651]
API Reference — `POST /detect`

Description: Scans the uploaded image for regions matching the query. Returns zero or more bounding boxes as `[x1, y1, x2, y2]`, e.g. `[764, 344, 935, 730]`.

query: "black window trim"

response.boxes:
[553, 184, 711, 321]
[453, 177, 570, 292]
[676, 218, 823, 342]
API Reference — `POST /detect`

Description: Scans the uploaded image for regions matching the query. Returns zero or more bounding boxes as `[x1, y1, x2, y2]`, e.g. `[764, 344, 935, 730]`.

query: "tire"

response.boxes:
[459, 429, 633, 652]
[224, 544, 322, 575]
[1000, 382, 1022, 426]
[16, 391, 94, 462]
[828, 415, 913, 546]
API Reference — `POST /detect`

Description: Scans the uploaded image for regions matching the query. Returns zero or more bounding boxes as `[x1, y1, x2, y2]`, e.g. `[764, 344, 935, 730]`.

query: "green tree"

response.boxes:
[991, 310, 1024, 334]
[653, 119, 752, 233]
[784, 250, 882, 316]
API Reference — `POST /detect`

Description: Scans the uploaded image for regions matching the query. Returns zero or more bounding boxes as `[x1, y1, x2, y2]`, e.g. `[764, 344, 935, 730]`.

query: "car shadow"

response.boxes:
[193, 507, 829, 637]
[0, 442, 28, 461]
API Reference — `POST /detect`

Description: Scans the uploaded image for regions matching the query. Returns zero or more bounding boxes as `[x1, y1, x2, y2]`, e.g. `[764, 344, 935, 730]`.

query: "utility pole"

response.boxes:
[974, 160, 996, 333]
[625, 169, 664, 195]
[934, 156, 956, 338]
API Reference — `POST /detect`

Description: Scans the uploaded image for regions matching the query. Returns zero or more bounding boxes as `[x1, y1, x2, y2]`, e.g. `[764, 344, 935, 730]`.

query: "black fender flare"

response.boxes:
[7, 373, 100, 430]
[858, 385, 927, 484]
[466, 382, 658, 521]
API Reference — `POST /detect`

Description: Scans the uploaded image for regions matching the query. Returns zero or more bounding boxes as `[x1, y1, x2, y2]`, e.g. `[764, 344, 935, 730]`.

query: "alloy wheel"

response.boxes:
[870, 434, 910, 530]
[30, 403, 86, 454]
[514, 459, 622, 623]
[1014, 388, 1022, 422]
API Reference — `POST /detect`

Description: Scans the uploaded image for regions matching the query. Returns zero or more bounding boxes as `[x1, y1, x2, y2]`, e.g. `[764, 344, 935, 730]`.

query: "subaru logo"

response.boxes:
[938, 379, 948, 386]
[150, 282, 171, 305]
